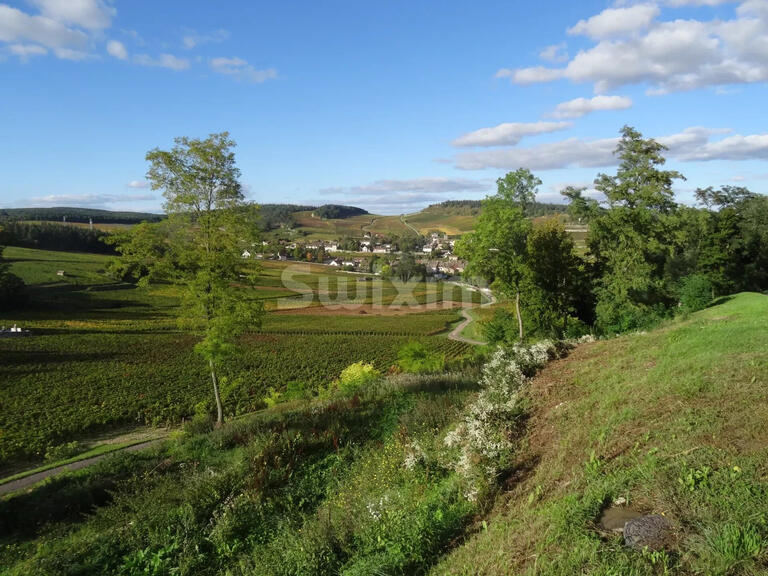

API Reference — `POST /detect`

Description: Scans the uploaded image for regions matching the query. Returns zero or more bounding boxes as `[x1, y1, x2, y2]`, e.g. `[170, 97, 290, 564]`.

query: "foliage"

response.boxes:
[0, 207, 163, 225]
[143, 131, 264, 425]
[334, 361, 381, 396]
[586, 126, 684, 333]
[397, 340, 445, 373]
[312, 204, 368, 219]
[0, 221, 115, 254]
[0, 246, 27, 311]
[526, 218, 582, 337]
[678, 274, 713, 313]
[456, 168, 537, 341]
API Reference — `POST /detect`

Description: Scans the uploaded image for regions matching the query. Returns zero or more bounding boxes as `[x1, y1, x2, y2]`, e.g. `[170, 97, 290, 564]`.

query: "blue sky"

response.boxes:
[1, 0, 766, 214]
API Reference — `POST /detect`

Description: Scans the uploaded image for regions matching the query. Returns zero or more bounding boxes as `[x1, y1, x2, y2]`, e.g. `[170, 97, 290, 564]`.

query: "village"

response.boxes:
[241, 230, 467, 279]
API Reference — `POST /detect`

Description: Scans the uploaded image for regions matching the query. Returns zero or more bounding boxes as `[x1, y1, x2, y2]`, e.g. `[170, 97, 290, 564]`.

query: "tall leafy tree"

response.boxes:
[589, 126, 684, 333]
[526, 218, 582, 336]
[144, 132, 263, 426]
[456, 168, 538, 341]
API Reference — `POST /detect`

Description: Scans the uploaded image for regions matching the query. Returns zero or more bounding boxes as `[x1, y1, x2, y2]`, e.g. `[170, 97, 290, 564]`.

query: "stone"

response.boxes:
[623, 514, 671, 550]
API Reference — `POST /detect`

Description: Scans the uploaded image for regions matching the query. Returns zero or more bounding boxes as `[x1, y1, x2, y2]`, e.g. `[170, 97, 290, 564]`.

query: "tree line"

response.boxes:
[0, 221, 116, 254]
[457, 125, 768, 341]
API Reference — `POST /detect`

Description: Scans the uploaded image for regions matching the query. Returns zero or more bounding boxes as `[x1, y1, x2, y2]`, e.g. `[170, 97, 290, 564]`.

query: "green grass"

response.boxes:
[431, 292, 768, 575]
[1, 294, 765, 575]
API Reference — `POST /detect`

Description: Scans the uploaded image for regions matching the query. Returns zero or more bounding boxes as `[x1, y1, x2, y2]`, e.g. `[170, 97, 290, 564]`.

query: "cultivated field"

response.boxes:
[0, 247, 474, 466]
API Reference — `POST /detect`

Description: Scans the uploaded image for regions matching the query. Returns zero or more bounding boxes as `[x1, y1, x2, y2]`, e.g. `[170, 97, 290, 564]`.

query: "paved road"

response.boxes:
[0, 439, 163, 497]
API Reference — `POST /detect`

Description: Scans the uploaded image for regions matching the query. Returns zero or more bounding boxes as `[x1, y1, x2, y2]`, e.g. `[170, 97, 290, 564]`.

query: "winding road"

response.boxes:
[0, 439, 164, 497]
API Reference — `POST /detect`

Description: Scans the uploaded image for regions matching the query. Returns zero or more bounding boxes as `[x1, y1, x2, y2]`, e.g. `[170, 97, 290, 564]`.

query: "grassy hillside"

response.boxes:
[433, 292, 768, 575]
[1, 294, 765, 575]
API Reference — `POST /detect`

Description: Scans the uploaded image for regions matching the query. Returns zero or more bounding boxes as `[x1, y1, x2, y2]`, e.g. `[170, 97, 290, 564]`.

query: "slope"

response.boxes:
[432, 292, 768, 575]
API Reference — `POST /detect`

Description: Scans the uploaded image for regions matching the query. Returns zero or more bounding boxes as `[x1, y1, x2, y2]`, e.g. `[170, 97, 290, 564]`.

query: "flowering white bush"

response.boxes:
[403, 441, 426, 471]
[441, 336, 584, 502]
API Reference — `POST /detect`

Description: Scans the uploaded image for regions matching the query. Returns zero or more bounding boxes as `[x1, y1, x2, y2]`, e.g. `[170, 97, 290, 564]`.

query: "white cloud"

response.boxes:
[134, 53, 190, 71]
[0, 4, 88, 51]
[209, 57, 277, 83]
[539, 43, 569, 63]
[106, 39, 127, 60]
[568, 4, 660, 39]
[182, 28, 229, 49]
[316, 180, 495, 214]
[453, 127, 768, 171]
[127, 180, 149, 189]
[452, 121, 571, 147]
[497, 65, 563, 84]
[454, 136, 619, 171]
[319, 178, 492, 196]
[29, 0, 115, 30]
[500, 2, 768, 94]
[550, 95, 633, 118]
[8, 43, 47, 60]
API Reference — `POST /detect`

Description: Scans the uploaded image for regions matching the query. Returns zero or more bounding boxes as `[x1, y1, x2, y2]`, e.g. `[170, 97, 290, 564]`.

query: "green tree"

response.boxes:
[456, 168, 537, 341]
[0, 246, 26, 311]
[144, 132, 264, 426]
[526, 218, 581, 336]
[588, 126, 684, 333]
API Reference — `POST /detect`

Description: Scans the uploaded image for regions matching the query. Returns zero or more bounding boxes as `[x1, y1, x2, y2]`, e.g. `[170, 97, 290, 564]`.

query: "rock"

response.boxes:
[623, 514, 671, 550]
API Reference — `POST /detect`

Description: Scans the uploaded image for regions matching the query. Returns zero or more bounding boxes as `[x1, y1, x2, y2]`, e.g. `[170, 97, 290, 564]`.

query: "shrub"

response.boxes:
[44, 441, 81, 462]
[679, 274, 713, 312]
[397, 341, 445, 374]
[336, 362, 381, 397]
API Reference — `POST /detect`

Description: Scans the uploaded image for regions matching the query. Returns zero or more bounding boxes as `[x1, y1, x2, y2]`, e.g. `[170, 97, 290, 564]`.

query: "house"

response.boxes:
[372, 246, 388, 254]
[326, 244, 339, 253]
[241, 250, 251, 259]
[328, 258, 343, 267]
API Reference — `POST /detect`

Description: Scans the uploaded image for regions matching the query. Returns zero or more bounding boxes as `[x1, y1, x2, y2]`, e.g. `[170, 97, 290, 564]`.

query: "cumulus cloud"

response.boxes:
[29, 0, 115, 30]
[209, 57, 277, 83]
[317, 180, 496, 214]
[550, 95, 633, 118]
[539, 43, 569, 63]
[9, 43, 47, 61]
[0, 4, 88, 52]
[319, 177, 492, 197]
[182, 28, 229, 49]
[453, 127, 768, 171]
[127, 180, 149, 189]
[452, 121, 571, 147]
[500, 1, 768, 94]
[134, 53, 190, 70]
[568, 4, 660, 39]
[106, 39, 127, 60]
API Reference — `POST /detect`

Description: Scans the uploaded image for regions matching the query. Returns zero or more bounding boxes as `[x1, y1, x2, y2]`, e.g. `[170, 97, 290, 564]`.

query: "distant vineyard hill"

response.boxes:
[423, 199, 568, 218]
[259, 204, 316, 230]
[312, 205, 369, 219]
[0, 207, 164, 224]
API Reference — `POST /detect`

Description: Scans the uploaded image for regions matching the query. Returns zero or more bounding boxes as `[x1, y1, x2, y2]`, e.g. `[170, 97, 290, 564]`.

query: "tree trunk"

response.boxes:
[210, 359, 224, 427]
[515, 291, 524, 343]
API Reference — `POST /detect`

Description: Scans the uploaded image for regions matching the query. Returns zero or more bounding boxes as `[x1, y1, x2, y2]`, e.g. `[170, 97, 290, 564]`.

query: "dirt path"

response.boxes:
[449, 307, 487, 345]
[0, 439, 164, 497]
[445, 284, 496, 345]
[400, 214, 420, 235]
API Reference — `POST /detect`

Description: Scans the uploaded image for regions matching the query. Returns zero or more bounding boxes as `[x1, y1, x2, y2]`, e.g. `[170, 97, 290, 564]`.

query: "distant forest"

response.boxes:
[427, 199, 567, 218]
[0, 207, 163, 224]
[312, 205, 369, 219]
[0, 221, 115, 254]
[259, 204, 315, 230]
